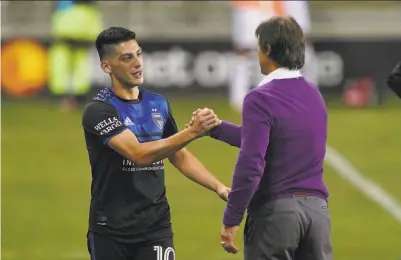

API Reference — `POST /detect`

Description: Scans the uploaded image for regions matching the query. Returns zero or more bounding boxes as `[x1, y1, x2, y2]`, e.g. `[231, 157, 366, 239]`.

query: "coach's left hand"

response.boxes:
[220, 225, 239, 254]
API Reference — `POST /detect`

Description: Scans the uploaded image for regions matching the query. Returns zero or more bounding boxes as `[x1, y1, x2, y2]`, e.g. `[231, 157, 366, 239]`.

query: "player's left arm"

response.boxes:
[169, 148, 230, 201]
[163, 103, 231, 201]
[223, 91, 272, 227]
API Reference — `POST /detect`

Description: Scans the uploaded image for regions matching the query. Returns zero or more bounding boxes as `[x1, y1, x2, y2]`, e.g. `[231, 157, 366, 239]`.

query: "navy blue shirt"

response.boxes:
[210, 68, 329, 226]
[82, 87, 178, 242]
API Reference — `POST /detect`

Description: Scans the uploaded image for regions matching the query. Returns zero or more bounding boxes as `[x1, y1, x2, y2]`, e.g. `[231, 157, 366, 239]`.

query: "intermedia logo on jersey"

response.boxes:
[151, 108, 164, 129]
[122, 159, 164, 172]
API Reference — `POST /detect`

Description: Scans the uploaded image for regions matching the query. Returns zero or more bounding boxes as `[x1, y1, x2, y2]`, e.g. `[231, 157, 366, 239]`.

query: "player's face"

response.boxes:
[107, 40, 144, 88]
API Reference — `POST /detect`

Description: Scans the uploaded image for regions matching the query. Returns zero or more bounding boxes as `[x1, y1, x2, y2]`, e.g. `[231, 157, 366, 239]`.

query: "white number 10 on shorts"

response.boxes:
[154, 246, 175, 260]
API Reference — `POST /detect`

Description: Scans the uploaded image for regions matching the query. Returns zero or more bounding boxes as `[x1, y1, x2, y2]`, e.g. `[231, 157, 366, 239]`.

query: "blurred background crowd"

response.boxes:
[2, 1, 401, 260]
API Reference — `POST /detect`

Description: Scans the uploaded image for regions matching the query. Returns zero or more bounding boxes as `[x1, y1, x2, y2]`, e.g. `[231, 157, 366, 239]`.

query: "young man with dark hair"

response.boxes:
[82, 26, 230, 260]
[387, 61, 401, 98]
[193, 16, 332, 260]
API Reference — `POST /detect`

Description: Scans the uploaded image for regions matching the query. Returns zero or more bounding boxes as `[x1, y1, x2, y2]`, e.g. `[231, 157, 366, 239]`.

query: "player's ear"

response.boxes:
[101, 61, 112, 74]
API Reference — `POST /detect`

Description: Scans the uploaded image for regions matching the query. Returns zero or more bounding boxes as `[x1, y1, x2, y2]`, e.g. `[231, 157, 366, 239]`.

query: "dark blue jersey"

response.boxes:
[82, 87, 178, 243]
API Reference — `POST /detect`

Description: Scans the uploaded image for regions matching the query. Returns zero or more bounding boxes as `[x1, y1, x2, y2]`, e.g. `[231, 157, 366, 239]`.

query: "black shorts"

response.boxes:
[87, 231, 175, 260]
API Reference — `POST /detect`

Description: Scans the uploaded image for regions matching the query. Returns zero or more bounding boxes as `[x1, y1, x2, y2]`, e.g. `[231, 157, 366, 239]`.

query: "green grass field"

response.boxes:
[2, 96, 401, 260]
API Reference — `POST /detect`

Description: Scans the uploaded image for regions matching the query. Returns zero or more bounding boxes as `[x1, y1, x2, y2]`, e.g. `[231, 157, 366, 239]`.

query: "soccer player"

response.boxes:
[193, 16, 331, 260]
[387, 61, 401, 98]
[82, 27, 230, 260]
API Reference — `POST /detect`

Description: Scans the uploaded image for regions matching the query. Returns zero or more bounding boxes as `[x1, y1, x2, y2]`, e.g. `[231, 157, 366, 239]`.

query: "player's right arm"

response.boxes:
[82, 102, 218, 166]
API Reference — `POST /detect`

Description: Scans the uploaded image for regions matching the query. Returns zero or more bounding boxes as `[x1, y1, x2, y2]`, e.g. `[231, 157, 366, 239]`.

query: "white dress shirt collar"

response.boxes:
[258, 67, 302, 87]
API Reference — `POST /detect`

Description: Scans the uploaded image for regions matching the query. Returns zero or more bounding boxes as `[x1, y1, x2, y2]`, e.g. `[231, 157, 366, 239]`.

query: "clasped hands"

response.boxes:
[185, 108, 222, 137]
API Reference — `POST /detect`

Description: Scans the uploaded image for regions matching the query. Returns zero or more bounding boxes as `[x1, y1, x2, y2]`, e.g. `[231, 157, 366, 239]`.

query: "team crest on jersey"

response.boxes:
[152, 112, 164, 129]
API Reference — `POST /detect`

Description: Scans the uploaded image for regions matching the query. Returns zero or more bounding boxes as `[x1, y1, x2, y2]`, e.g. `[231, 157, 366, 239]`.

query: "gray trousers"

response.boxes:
[244, 196, 332, 260]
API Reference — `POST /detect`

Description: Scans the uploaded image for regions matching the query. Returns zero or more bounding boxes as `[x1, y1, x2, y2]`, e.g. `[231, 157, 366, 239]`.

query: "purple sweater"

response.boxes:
[211, 75, 329, 226]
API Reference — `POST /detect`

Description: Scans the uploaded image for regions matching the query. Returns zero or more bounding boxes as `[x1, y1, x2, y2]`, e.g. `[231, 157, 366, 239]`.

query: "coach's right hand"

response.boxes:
[187, 108, 220, 137]
[186, 108, 222, 129]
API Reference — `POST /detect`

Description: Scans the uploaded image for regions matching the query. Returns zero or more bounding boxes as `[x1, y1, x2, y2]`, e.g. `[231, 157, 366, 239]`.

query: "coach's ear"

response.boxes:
[101, 61, 112, 74]
[265, 44, 272, 57]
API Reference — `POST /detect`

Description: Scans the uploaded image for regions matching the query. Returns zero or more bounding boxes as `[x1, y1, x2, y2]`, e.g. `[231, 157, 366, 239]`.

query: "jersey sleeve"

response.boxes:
[82, 101, 127, 144]
[162, 101, 179, 139]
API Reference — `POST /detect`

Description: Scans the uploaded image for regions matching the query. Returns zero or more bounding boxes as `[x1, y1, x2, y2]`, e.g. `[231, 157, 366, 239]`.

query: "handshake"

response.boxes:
[185, 108, 222, 137]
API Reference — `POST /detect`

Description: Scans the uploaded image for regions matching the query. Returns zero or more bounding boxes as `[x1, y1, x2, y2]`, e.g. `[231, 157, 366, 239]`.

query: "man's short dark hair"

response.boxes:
[95, 27, 136, 60]
[255, 16, 305, 70]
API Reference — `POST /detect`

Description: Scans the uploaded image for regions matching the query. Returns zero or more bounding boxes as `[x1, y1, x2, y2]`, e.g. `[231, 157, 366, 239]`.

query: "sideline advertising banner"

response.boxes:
[1, 38, 400, 101]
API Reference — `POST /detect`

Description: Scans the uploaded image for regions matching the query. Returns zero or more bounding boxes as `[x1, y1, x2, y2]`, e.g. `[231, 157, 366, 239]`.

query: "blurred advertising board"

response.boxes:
[1, 38, 400, 101]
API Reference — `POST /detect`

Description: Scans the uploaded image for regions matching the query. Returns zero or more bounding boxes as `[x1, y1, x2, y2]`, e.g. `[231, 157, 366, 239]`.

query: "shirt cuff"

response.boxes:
[223, 204, 245, 227]
[210, 121, 227, 139]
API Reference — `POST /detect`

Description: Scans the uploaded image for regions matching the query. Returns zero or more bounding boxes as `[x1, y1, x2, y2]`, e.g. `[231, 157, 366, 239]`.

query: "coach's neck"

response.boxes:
[262, 62, 280, 76]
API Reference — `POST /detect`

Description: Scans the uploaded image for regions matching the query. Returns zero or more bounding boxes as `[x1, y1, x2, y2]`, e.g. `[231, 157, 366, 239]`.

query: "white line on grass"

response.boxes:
[5, 146, 399, 260]
[60, 251, 88, 259]
[55, 146, 401, 259]
[325, 145, 401, 224]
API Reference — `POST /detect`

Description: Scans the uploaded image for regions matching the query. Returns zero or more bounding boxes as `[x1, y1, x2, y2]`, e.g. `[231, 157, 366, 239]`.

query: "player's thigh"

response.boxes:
[296, 197, 333, 260]
[87, 231, 129, 260]
[231, 7, 264, 50]
[134, 236, 175, 260]
[244, 199, 302, 260]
